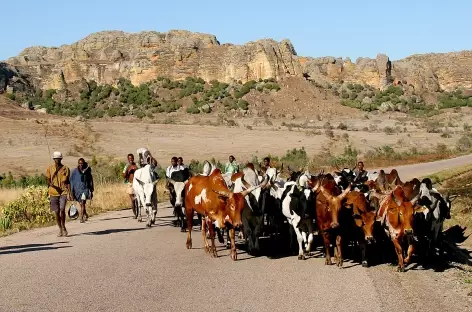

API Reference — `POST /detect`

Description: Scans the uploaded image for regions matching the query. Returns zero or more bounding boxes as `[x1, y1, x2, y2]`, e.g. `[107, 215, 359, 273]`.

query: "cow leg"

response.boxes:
[292, 222, 305, 260]
[201, 218, 210, 253]
[404, 242, 415, 265]
[322, 233, 332, 265]
[185, 208, 193, 249]
[336, 235, 343, 267]
[207, 219, 217, 258]
[392, 237, 405, 272]
[306, 232, 314, 256]
[226, 229, 231, 249]
[146, 206, 152, 227]
[229, 228, 237, 260]
[360, 240, 368, 267]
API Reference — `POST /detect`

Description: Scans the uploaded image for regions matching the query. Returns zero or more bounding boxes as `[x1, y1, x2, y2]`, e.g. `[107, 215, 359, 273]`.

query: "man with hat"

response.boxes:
[46, 151, 71, 237]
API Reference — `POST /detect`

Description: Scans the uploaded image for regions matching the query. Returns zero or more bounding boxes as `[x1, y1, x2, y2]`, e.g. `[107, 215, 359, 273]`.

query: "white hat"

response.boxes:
[52, 151, 63, 159]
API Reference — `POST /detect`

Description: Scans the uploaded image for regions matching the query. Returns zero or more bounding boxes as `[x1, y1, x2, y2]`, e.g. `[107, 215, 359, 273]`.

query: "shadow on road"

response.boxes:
[0, 242, 71, 255]
[69, 228, 147, 237]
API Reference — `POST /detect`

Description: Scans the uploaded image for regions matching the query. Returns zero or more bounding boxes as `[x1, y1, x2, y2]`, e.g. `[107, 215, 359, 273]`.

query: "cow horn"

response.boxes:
[410, 194, 420, 206]
[240, 184, 262, 197]
[318, 185, 334, 201]
[213, 189, 231, 198]
[184, 179, 189, 185]
[260, 174, 270, 189]
[168, 179, 176, 184]
[447, 194, 459, 202]
[339, 184, 352, 200]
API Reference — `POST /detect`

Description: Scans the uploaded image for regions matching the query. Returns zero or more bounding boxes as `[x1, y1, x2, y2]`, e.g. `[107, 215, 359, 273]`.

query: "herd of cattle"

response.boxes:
[132, 161, 458, 272]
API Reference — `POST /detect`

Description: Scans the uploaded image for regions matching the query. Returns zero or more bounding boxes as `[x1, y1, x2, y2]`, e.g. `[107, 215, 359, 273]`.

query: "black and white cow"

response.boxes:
[168, 168, 191, 232]
[280, 172, 317, 260]
[414, 178, 458, 260]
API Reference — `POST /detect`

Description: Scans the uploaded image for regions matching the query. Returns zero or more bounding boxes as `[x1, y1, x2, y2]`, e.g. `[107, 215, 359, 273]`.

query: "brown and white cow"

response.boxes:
[184, 168, 262, 260]
[372, 185, 418, 272]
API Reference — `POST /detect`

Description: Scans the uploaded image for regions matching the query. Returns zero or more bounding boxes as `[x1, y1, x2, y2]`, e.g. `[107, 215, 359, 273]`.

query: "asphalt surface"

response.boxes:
[1, 155, 472, 312]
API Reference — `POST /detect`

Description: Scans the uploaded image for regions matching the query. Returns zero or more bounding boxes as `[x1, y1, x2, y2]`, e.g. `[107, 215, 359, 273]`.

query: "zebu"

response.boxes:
[168, 168, 191, 232]
[133, 164, 159, 227]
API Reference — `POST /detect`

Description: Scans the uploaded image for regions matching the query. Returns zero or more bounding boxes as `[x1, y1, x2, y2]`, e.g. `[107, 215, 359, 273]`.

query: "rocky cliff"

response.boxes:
[3, 29, 472, 94]
[5, 30, 301, 90]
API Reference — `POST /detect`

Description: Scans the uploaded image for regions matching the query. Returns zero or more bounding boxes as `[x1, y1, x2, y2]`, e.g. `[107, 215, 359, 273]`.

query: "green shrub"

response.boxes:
[186, 105, 200, 114]
[1, 186, 53, 226]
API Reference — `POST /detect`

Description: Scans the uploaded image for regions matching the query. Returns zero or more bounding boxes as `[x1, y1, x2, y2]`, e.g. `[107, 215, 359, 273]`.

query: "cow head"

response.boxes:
[168, 168, 191, 208]
[345, 191, 375, 243]
[391, 186, 415, 237]
[135, 178, 159, 206]
[314, 181, 352, 229]
[168, 179, 189, 208]
[212, 184, 264, 227]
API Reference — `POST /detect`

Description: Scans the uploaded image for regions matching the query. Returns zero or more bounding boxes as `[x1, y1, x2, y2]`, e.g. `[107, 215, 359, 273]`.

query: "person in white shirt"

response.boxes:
[166, 157, 184, 179]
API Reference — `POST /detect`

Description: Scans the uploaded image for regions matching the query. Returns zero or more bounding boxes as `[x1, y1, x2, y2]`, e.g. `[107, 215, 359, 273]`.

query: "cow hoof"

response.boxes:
[397, 267, 405, 273]
[298, 255, 306, 260]
[138, 217, 142, 222]
[231, 251, 237, 261]
[151, 220, 155, 225]
[362, 261, 369, 268]
[325, 259, 332, 265]
[186, 242, 192, 249]
[133, 216, 137, 219]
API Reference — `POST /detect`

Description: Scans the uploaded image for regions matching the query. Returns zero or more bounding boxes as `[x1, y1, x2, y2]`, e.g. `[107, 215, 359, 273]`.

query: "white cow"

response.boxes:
[133, 164, 159, 227]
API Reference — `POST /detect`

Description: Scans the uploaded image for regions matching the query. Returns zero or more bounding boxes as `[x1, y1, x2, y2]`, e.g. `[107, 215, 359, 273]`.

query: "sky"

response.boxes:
[1, 0, 471, 61]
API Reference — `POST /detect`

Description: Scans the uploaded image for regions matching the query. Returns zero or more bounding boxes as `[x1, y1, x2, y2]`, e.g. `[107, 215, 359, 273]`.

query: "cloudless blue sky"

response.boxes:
[1, 0, 470, 61]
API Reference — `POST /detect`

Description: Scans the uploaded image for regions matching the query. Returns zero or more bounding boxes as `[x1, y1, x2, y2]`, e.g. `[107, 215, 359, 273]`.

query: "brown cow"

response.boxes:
[344, 191, 376, 267]
[312, 174, 352, 267]
[372, 185, 417, 272]
[184, 168, 262, 260]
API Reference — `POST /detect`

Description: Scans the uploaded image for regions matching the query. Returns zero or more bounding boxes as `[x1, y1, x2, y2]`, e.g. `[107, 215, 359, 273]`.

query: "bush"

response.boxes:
[337, 122, 348, 130]
[186, 105, 200, 114]
[456, 135, 472, 151]
[1, 186, 53, 226]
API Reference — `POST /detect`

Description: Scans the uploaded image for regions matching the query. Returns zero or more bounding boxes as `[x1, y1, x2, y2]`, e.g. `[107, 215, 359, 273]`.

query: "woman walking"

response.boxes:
[70, 158, 94, 223]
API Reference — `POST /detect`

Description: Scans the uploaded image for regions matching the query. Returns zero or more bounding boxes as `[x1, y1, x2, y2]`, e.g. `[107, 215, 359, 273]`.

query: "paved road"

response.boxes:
[1, 206, 471, 312]
[1, 154, 472, 312]
[371, 153, 472, 180]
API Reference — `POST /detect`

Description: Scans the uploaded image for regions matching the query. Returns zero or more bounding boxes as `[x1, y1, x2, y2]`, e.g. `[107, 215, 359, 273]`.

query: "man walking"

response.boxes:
[123, 153, 138, 218]
[70, 158, 94, 223]
[46, 151, 71, 237]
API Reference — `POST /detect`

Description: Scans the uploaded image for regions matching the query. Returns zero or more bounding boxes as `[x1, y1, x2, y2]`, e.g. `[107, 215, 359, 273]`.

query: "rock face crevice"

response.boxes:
[2, 29, 472, 94]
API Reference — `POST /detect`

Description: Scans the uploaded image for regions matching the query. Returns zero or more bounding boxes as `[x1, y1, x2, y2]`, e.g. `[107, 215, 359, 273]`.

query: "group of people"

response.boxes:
[45, 147, 368, 237]
[45, 152, 94, 237]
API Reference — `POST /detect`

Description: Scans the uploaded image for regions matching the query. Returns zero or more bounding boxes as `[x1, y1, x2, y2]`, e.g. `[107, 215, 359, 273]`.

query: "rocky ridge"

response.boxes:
[1, 29, 472, 99]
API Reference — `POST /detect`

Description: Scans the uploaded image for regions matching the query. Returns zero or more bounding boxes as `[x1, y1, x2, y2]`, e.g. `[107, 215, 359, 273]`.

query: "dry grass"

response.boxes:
[0, 188, 24, 206]
[0, 180, 170, 236]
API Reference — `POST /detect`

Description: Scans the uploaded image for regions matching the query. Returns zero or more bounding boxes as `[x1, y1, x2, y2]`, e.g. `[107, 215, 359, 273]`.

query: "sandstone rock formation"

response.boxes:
[300, 51, 472, 94]
[3, 29, 472, 95]
[6, 30, 301, 90]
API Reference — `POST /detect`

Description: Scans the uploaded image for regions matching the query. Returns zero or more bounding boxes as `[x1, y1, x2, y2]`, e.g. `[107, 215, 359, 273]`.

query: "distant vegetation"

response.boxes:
[10, 76, 280, 119]
[331, 82, 472, 116]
